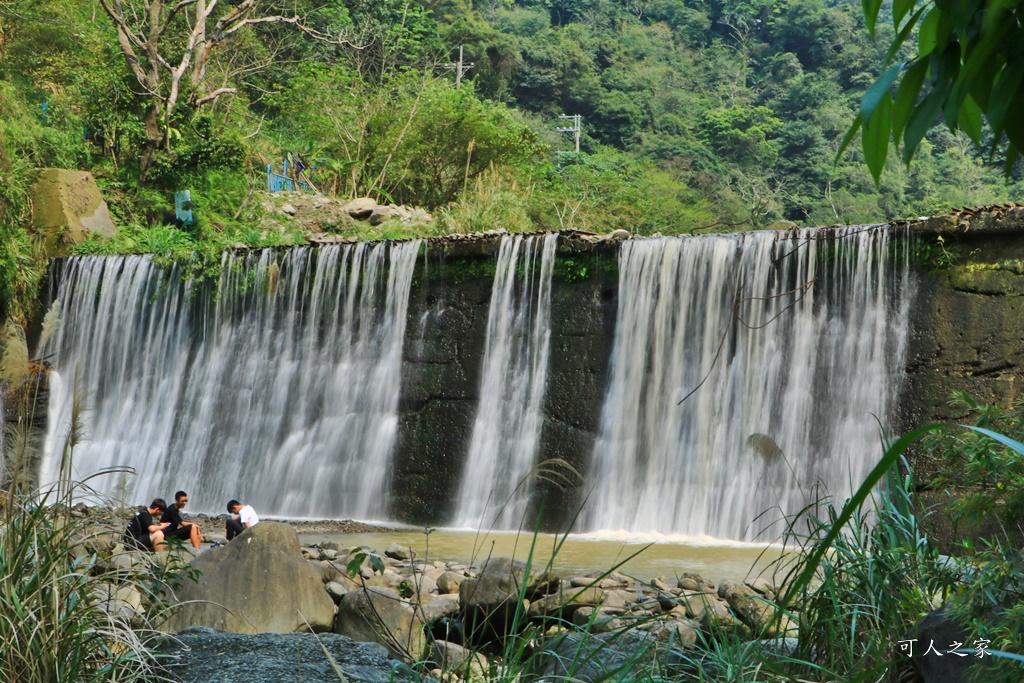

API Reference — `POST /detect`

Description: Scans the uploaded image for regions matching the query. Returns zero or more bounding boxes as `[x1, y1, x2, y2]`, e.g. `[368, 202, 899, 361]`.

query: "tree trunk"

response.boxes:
[139, 102, 162, 176]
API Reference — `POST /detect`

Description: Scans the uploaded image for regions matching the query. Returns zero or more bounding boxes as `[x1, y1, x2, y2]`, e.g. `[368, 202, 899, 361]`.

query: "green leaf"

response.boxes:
[961, 426, 1024, 456]
[346, 552, 366, 578]
[886, 5, 929, 65]
[917, 8, 940, 56]
[862, 62, 904, 127]
[903, 89, 945, 164]
[834, 116, 862, 166]
[957, 95, 982, 144]
[863, 0, 884, 38]
[863, 92, 892, 184]
[987, 62, 1024, 135]
[892, 59, 928, 143]
[945, 21, 1011, 125]
[892, 0, 918, 29]
[369, 555, 386, 573]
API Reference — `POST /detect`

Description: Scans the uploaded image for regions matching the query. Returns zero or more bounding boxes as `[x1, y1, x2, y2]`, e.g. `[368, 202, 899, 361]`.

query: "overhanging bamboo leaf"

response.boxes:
[957, 94, 982, 144]
[892, 59, 928, 143]
[903, 89, 945, 164]
[917, 8, 940, 56]
[863, 92, 892, 184]
[863, 0, 884, 38]
[862, 62, 904, 127]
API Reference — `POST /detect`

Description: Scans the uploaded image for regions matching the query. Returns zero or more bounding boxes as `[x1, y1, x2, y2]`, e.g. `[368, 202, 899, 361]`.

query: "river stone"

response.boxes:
[335, 586, 427, 661]
[326, 581, 350, 602]
[384, 543, 416, 561]
[158, 630, 427, 683]
[572, 606, 624, 633]
[369, 206, 392, 226]
[417, 595, 460, 624]
[647, 618, 698, 646]
[718, 580, 788, 637]
[571, 576, 622, 589]
[528, 586, 605, 617]
[436, 571, 464, 594]
[459, 557, 559, 611]
[91, 582, 144, 621]
[30, 169, 116, 257]
[161, 522, 336, 634]
[427, 640, 488, 678]
[345, 197, 377, 219]
[364, 572, 405, 591]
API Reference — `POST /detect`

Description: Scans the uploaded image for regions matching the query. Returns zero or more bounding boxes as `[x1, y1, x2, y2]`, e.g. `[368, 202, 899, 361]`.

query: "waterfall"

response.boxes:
[41, 241, 421, 519]
[584, 227, 911, 541]
[453, 233, 558, 529]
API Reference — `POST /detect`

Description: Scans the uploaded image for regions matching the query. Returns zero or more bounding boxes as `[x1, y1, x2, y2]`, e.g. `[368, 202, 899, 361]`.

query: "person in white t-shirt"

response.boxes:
[225, 499, 260, 541]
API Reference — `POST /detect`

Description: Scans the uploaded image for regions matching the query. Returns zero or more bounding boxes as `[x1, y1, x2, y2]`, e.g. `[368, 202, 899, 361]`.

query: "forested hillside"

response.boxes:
[0, 0, 1021, 318]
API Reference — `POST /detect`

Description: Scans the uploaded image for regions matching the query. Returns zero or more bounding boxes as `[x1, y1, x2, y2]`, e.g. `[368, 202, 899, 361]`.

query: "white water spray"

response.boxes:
[41, 242, 420, 519]
[453, 233, 558, 529]
[583, 228, 911, 540]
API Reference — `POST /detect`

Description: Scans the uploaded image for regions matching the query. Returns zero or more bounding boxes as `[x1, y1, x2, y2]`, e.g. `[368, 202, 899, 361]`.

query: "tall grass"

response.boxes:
[1, 329, 178, 682]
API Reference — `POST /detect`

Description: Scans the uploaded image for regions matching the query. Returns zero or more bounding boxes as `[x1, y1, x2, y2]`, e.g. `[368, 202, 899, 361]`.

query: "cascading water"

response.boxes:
[453, 233, 558, 529]
[583, 227, 911, 541]
[41, 241, 420, 519]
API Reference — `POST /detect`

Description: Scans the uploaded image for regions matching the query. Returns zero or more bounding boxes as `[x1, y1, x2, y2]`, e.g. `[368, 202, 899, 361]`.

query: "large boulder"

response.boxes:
[459, 557, 559, 611]
[161, 522, 336, 634]
[345, 197, 377, 219]
[31, 169, 116, 256]
[335, 586, 428, 661]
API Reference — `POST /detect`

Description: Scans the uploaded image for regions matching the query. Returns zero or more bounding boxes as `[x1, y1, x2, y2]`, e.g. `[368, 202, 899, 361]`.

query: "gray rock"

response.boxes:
[427, 640, 488, 678]
[416, 596, 460, 624]
[345, 197, 377, 219]
[281, 203, 297, 216]
[528, 586, 605, 617]
[459, 557, 559, 611]
[572, 606, 624, 633]
[436, 571, 464, 594]
[571, 576, 623, 589]
[158, 631, 428, 683]
[718, 579, 789, 637]
[369, 206, 392, 226]
[325, 581, 349, 603]
[384, 543, 417, 561]
[335, 586, 427, 661]
[161, 522, 336, 635]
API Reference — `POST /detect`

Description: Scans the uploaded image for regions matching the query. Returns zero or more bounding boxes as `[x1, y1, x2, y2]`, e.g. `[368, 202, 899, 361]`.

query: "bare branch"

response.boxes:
[194, 87, 237, 106]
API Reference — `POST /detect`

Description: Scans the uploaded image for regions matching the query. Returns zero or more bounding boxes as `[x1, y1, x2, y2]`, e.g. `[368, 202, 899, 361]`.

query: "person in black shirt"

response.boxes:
[160, 490, 202, 549]
[123, 499, 170, 551]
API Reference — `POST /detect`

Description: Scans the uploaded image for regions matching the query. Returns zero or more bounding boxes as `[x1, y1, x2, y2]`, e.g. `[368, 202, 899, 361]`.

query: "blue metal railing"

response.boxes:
[266, 159, 318, 194]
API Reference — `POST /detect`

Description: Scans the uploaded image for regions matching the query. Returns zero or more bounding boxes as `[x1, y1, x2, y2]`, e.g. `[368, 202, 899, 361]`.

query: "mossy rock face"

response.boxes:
[944, 260, 1024, 296]
[30, 169, 116, 257]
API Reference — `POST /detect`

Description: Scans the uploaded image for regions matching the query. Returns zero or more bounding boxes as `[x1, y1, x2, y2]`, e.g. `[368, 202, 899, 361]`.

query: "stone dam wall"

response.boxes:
[14, 208, 1024, 536]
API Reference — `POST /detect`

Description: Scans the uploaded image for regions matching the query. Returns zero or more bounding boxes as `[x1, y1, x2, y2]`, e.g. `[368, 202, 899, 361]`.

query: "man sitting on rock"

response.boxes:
[123, 498, 170, 552]
[225, 499, 259, 541]
[161, 490, 202, 549]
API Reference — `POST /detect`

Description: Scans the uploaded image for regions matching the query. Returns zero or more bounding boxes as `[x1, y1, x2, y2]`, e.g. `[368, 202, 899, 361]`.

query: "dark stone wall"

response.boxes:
[389, 239, 619, 529]
[895, 213, 1024, 480]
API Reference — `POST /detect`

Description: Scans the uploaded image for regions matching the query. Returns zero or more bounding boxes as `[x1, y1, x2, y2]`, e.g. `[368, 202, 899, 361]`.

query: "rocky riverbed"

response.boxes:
[79, 517, 798, 683]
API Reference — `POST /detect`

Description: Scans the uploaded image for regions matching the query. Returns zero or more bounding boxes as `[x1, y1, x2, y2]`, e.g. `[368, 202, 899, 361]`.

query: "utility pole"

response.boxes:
[443, 46, 474, 88]
[556, 114, 582, 154]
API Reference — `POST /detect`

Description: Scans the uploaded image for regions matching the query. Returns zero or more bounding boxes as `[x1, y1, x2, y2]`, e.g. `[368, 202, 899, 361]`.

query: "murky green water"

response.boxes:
[298, 528, 787, 583]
